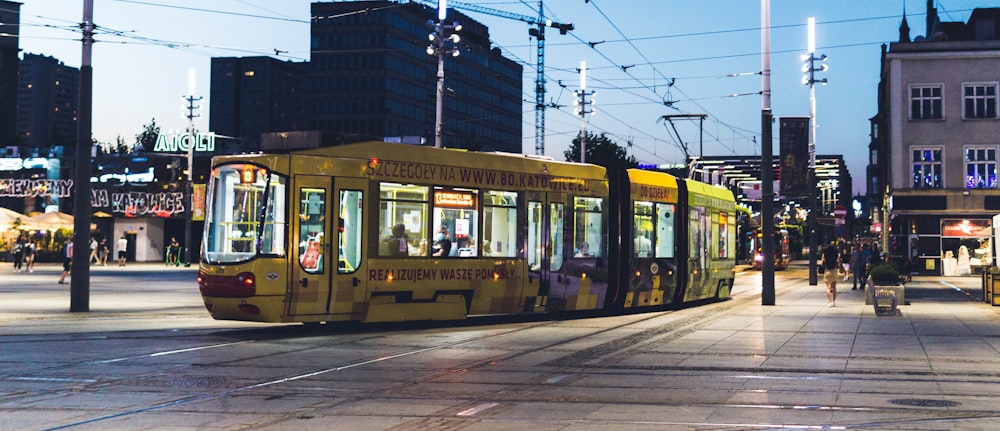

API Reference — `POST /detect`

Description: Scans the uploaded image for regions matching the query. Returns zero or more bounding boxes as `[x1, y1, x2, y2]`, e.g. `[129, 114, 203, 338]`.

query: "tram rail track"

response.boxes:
[6, 267, 1000, 430]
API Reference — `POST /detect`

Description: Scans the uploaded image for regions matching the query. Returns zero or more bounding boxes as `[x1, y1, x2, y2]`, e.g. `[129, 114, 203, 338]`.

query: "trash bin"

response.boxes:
[985, 269, 994, 303]
[992, 268, 1000, 306]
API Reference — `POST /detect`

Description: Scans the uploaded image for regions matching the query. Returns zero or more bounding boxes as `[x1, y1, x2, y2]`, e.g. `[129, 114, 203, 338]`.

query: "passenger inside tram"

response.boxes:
[387, 223, 410, 257]
[432, 225, 452, 257]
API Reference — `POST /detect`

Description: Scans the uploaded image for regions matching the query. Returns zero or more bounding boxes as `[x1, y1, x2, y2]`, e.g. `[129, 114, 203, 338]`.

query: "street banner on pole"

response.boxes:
[779, 117, 809, 197]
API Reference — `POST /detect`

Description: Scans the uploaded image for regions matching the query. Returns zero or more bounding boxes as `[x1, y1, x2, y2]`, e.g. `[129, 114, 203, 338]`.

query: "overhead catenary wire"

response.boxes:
[14, 1, 933, 167]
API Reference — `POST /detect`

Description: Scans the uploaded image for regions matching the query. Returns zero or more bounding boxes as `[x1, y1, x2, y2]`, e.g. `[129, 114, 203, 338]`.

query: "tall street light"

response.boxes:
[574, 60, 595, 163]
[427, 0, 461, 148]
[802, 17, 827, 286]
[760, 0, 775, 305]
[182, 68, 203, 267]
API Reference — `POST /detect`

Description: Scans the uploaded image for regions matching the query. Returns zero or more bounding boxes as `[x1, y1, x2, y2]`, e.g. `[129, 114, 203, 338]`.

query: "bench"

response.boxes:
[873, 288, 898, 316]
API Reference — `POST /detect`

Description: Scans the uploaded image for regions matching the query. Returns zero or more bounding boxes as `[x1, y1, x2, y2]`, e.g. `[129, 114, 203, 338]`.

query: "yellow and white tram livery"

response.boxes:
[198, 141, 735, 324]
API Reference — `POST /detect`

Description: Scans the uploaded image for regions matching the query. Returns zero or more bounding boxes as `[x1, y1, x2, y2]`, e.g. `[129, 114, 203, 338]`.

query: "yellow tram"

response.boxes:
[197, 141, 736, 323]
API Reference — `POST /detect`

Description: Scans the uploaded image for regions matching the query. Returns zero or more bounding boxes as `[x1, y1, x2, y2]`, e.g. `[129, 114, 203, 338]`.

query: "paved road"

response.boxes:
[2, 262, 999, 430]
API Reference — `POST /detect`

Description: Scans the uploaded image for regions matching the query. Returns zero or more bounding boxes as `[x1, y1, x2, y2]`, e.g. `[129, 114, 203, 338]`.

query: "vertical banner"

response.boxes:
[778, 117, 809, 197]
[191, 184, 206, 221]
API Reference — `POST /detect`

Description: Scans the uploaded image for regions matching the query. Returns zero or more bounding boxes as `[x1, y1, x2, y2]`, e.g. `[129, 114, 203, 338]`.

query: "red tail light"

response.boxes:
[199, 271, 256, 297]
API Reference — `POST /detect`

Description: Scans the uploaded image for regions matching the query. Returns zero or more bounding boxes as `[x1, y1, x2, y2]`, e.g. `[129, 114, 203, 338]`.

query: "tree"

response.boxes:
[563, 131, 638, 171]
[115, 135, 129, 153]
[134, 118, 160, 152]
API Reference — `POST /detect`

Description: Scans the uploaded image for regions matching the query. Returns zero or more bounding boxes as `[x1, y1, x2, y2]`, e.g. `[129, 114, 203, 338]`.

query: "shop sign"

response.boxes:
[153, 131, 216, 153]
[941, 219, 991, 237]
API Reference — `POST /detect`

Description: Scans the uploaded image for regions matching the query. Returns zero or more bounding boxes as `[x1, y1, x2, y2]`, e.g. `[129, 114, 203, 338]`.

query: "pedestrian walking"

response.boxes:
[98, 239, 110, 266]
[12, 235, 25, 272]
[840, 245, 851, 281]
[851, 244, 867, 291]
[22, 241, 36, 273]
[58, 236, 74, 284]
[89, 237, 99, 264]
[117, 235, 128, 267]
[822, 242, 840, 307]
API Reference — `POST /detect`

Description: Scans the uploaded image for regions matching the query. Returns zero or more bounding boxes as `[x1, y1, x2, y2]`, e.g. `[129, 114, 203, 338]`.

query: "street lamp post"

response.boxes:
[574, 60, 595, 163]
[182, 68, 202, 267]
[803, 17, 827, 286]
[760, 0, 775, 305]
[427, 0, 461, 149]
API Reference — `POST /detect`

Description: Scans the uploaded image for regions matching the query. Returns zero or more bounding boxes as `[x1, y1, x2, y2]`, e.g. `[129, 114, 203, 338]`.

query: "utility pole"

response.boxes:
[426, 0, 461, 148]
[803, 17, 828, 286]
[574, 60, 594, 163]
[419, 0, 572, 155]
[70, 0, 94, 312]
[760, 0, 775, 306]
[183, 68, 202, 267]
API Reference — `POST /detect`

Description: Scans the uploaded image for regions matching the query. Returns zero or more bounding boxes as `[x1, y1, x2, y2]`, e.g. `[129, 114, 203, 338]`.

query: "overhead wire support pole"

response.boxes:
[574, 60, 594, 163]
[70, 0, 94, 312]
[183, 68, 203, 267]
[760, 0, 775, 306]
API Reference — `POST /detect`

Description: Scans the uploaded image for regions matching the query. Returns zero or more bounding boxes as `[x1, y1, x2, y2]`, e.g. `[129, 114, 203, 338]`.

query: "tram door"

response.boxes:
[329, 178, 365, 319]
[289, 175, 367, 319]
[289, 175, 333, 317]
[526, 192, 568, 312]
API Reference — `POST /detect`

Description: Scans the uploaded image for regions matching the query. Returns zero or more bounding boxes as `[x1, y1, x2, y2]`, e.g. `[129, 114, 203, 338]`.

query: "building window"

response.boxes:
[963, 83, 998, 119]
[965, 147, 997, 189]
[910, 85, 943, 120]
[912, 148, 943, 189]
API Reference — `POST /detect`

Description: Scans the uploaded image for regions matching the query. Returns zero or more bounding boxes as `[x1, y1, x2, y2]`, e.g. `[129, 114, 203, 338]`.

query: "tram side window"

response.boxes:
[634, 201, 654, 258]
[655, 203, 675, 258]
[550, 202, 564, 271]
[299, 188, 325, 274]
[483, 190, 517, 257]
[689, 207, 708, 270]
[378, 183, 428, 257]
[260, 175, 287, 257]
[339, 190, 362, 273]
[573, 197, 603, 258]
[433, 187, 479, 257]
[718, 212, 728, 259]
[528, 201, 543, 270]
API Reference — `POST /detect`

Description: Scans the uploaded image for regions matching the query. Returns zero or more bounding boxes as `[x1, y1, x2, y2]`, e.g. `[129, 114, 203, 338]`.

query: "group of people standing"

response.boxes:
[57, 235, 130, 284]
[821, 240, 884, 307]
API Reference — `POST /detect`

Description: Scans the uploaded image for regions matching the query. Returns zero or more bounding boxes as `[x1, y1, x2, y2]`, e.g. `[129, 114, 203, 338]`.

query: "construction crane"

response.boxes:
[411, 0, 573, 155]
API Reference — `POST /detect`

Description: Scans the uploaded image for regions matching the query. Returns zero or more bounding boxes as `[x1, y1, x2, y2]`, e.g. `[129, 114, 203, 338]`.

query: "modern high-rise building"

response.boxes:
[209, 56, 309, 153]
[16, 53, 80, 151]
[210, 1, 523, 154]
[0, 1, 20, 148]
[310, 1, 522, 153]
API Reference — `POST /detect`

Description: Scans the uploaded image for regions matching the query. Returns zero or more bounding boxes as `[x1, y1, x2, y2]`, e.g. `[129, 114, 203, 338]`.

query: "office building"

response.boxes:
[17, 53, 79, 151]
[209, 56, 309, 153]
[0, 1, 19, 148]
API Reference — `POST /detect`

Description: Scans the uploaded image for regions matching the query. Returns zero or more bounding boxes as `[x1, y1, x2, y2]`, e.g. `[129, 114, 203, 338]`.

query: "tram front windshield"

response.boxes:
[203, 163, 287, 264]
